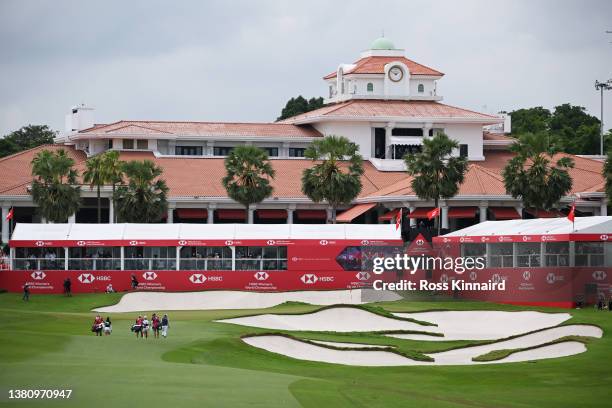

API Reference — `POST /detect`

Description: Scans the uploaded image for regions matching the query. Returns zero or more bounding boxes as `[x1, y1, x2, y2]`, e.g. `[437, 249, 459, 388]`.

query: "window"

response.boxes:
[123, 139, 134, 149]
[263, 147, 279, 157]
[289, 148, 305, 157]
[69, 247, 121, 270]
[179, 246, 232, 270]
[516, 243, 540, 267]
[107, 139, 113, 149]
[489, 243, 513, 268]
[367, 82, 374, 92]
[392, 128, 423, 136]
[459, 144, 469, 158]
[544, 242, 569, 267]
[462, 243, 486, 262]
[418, 84, 425, 93]
[137, 139, 148, 150]
[575, 242, 604, 267]
[175, 146, 203, 156]
[124, 246, 176, 270]
[14, 247, 64, 270]
[329, 85, 333, 99]
[213, 146, 234, 156]
[235, 246, 287, 270]
[341, 81, 345, 94]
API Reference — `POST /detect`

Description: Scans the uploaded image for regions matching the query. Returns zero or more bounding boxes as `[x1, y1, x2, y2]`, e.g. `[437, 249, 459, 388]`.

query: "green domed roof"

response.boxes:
[370, 36, 395, 50]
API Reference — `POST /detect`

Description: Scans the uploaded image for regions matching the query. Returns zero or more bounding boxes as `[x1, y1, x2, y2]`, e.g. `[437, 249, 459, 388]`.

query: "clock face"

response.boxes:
[389, 66, 403, 82]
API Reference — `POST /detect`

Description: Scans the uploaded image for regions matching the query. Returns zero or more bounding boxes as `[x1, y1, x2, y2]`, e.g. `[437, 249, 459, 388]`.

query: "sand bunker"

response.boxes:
[243, 324, 601, 366]
[218, 307, 430, 332]
[389, 311, 571, 341]
[94, 289, 401, 313]
[310, 340, 393, 349]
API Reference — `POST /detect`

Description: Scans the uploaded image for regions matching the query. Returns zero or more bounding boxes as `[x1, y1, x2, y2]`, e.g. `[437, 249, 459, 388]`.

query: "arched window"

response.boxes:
[367, 82, 374, 92]
[418, 84, 425, 93]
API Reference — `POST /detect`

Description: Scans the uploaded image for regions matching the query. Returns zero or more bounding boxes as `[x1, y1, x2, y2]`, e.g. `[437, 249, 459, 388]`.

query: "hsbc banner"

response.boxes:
[0, 268, 384, 294]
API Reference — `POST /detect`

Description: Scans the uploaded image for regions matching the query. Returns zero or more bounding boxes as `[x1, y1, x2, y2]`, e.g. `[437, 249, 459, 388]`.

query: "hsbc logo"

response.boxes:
[600, 235, 609, 241]
[469, 271, 477, 281]
[78, 273, 95, 284]
[459, 237, 465, 243]
[266, 240, 275, 245]
[254, 272, 269, 281]
[491, 273, 503, 284]
[319, 240, 328, 246]
[77, 241, 86, 246]
[593, 270, 607, 281]
[416, 239, 425, 246]
[189, 274, 207, 284]
[178, 240, 187, 246]
[546, 273, 556, 284]
[481, 236, 489, 242]
[541, 235, 553, 241]
[301, 274, 319, 284]
[443, 238, 450, 243]
[522, 271, 531, 281]
[522, 236, 531, 242]
[291, 256, 299, 262]
[440, 274, 449, 283]
[225, 240, 234, 246]
[129, 241, 138, 246]
[360, 240, 370, 246]
[31, 271, 46, 280]
[143, 271, 157, 281]
[356, 271, 371, 281]
[35, 241, 45, 247]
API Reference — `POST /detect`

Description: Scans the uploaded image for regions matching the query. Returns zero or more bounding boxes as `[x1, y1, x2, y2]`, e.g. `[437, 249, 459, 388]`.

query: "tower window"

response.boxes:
[367, 82, 374, 92]
[459, 144, 469, 158]
[418, 84, 425, 93]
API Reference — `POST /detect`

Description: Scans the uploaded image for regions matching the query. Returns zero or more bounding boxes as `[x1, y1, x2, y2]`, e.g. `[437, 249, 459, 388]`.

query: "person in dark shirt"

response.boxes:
[22, 284, 30, 301]
[63, 277, 72, 297]
[131, 274, 139, 290]
[161, 314, 169, 338]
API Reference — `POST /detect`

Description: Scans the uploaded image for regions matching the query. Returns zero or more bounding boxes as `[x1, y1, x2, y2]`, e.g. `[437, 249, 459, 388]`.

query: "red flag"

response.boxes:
[5, 207, 13, 221]
[395, 208, 403, 231]
[567, 203, 575, 223]
[427, 207, 440, 220]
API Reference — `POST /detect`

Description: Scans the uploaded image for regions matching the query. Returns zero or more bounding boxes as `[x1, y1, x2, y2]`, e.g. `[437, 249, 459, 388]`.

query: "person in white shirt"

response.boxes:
[141, 316, 150, 339]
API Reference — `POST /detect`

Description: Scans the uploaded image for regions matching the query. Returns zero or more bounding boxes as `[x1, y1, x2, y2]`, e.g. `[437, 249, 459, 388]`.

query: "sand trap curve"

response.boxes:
[310, 340, 393, 349]
[243, 324, 601, 366]
[94, 289, 401, 313]
[218, 307, 429, 332]
[389, 311, 571, 341]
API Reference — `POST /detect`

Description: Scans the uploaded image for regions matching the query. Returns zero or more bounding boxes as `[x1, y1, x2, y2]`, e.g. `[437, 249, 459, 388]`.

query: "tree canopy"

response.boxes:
[301, 135, 364, 223]
[604, 150, 612, 203]
[277, 96, 324, 121]
[1, 125, 56, 158]
[502, 133, 574, 213]
[509, 104, 609, 155]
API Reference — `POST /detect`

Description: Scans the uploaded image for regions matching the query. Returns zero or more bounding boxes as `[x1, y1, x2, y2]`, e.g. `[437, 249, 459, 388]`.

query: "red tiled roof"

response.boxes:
[280, 100, 501, 123]
[324, 56, 443, 79]
[79, 120, 322, 138]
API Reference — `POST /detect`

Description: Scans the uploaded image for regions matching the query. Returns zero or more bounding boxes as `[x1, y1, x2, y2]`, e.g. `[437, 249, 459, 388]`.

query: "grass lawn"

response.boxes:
[0, 292, 611, 407]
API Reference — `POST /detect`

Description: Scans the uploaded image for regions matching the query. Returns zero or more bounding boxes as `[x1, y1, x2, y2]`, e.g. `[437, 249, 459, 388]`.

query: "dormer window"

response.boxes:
[418, 84, 425, 93]
[367, 82, 374, 93]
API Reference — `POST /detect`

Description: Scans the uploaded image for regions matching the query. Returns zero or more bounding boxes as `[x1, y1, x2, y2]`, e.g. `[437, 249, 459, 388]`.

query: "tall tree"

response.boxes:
[113, 160, 168, 223]
[30, 149, 81, 222]
[502, 133, 574, 215]
[404, 133, 468, 232]
[277, 96, 325, 121]
[302, 135, 364, 223]
[510, 107, 551, 135]
[604, 149, 612, 204]
[222, 146, 275, 223]
[102, 150, 124, 223]
[1, 125, 57, 158]
[83, 154, 106, 223]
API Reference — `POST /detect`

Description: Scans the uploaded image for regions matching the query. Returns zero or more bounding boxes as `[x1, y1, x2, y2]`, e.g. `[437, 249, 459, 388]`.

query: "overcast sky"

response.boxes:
[0, 0, 611, 136]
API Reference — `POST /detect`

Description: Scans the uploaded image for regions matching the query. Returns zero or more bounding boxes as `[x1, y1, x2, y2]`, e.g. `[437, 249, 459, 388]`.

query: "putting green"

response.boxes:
[0, 292, 610, 407]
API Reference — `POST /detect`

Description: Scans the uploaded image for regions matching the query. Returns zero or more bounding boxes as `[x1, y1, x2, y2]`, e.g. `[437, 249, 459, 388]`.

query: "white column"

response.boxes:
[1, 206, 9, 244]
[384, 123, 394, 159]
[64, 247, 69, 271]
[479, 202, 488, 223]
[207, 205, 215, 224]
[120, 246, 125, 271]
[109, 199, 114, 224]
[601, 199, 608, 216]
[287, 208, 294, 224]
[441, 204, 449, 230]
[68, 213, 76, 224]
[281, 142, 290, 158]
[206, 141, 215, 156]
[248, 207, 255, 224]
[166, 207, 174, 224]
[326, 208, 333, 223]
[515, 204, 523, 219]
[408, 206, 416, 227]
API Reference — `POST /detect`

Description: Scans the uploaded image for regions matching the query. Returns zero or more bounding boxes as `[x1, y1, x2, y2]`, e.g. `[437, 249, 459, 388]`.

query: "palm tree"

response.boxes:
[502, 132, 574, 216]
[30, 149, 81, 223]
[102, 151, 124, 223]
[83, 154, 106, 223]
[113, 160, 169, 223]
[222, 146, 275, 223]
[404, 133, 468, 233]
[302, 135, 364, 223]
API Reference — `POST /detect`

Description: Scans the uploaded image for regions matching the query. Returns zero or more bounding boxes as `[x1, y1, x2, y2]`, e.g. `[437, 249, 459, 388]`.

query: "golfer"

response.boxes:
[132, 315, 143, 338]
[92, 315, 104, 336]
[161, 314, 169, 338]
[22, 284, 30, 301]
[131, 274, 139, 290]
[104, 317, 112, 335]
[142, 315, 150, 339]
[63, 277, 72, 297]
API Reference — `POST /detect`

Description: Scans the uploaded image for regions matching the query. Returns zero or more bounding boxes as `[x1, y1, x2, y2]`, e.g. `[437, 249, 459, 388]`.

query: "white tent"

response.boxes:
[440, 216, 612, 238]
